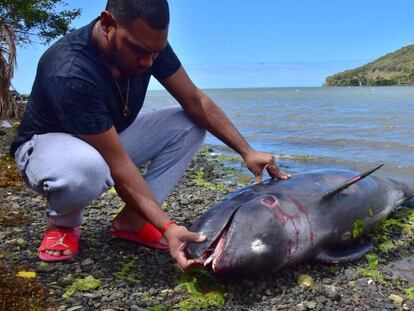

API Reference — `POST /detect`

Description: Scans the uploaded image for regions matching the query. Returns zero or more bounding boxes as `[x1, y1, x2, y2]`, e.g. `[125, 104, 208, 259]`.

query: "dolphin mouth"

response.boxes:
[200, 208, 239, 272]
[202, 228, 229, 272]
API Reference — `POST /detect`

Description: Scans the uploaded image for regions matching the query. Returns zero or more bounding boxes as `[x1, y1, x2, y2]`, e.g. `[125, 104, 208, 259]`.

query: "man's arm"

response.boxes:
[161, 66, 290, 182]
[79, 128, 205, 270]
[80, 128, 170, 229]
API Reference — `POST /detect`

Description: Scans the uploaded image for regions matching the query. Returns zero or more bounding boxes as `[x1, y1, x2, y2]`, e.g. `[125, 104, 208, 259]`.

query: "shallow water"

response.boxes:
[144, 86, 414, 180]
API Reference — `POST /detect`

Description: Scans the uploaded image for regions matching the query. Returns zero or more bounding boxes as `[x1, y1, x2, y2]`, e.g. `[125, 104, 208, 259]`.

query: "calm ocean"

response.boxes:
[144, 86, 414, 180]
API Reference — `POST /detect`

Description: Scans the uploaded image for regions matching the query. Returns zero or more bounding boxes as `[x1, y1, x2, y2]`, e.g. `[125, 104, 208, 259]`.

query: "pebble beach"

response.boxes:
[1, 125, 414, 311]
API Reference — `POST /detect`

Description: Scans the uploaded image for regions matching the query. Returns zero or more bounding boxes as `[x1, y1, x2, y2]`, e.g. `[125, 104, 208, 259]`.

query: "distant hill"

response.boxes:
[325, 44, 414, 86]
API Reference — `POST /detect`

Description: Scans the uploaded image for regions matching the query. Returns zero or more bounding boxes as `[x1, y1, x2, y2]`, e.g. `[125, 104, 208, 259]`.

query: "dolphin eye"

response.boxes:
[261, 196, 279, 207]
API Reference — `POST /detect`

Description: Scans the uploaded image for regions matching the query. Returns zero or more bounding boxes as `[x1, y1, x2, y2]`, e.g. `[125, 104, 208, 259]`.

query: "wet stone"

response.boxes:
[109, 292, 124, 300]
[323, 285, 341, 301]
[36, 263, 58, 273]
[58, 274, 74, 287]
[81, 258, 94, 266]
[149, 288, 158, 296]
[306, 301, 317, 309]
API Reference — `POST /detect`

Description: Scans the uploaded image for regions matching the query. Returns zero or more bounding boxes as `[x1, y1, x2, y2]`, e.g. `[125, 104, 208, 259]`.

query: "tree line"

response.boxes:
[0, 0, 80, 119]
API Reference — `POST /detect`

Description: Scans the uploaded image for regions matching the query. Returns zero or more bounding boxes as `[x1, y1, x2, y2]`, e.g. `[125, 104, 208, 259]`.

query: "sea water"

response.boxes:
[144, 86, 414, 180]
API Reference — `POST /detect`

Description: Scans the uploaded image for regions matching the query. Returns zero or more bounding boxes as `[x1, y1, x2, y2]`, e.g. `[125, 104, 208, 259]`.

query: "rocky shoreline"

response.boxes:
[1, 125, 414, 311]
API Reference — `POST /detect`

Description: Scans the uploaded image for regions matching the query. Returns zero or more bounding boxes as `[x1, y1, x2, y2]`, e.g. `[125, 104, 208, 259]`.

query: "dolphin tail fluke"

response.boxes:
[322, 164, 385, 200]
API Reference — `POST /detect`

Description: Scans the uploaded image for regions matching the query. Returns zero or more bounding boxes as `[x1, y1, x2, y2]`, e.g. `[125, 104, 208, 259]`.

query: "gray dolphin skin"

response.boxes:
[186, 166, 414, 277]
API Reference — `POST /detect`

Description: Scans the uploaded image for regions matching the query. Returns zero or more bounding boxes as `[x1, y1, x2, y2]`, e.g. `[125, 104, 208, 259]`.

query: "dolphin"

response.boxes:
[186, 165, 414, 277]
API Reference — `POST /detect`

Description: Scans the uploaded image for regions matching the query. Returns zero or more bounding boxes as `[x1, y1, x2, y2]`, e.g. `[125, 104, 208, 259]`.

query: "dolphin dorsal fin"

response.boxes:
[322, 164, 384, 200]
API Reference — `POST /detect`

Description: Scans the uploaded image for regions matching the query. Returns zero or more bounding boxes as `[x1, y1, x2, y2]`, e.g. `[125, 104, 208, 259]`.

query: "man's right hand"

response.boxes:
[163, 224, 206, 271]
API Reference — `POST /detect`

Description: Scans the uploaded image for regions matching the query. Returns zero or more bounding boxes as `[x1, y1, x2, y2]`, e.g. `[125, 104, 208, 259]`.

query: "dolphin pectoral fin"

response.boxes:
[315, 243, 373, 264]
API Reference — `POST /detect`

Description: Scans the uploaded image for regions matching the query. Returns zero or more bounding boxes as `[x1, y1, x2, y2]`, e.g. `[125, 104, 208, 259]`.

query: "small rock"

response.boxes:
[81, 258, 94, 266]
[297, 274, 314, 288]
[66, 306, 83, 311]
[159, 289, 172, 298]
[0, 120, 12, 128]
[109, 292, 124, 300]
[36, 263, 58, 273]
[305, 301, 317, 309]
[148, 288, 158, 296]
[58, 274, 74, 287]
[344, 268, 356, 280]
[296, 302, 306, 311]
[323, 285, 341, 300]
[388, 294, 404, 305]
[174, 284, 184, 293]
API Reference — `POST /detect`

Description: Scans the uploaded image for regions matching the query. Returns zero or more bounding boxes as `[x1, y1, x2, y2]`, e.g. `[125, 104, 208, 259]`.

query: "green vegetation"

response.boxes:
[63, 275, 101, 300]
[360, 252, 387, 283]
[176, 269, 225, 310]
[196, 146, 251, 186]
[404, 287, 414, 300]
[370, 207, 414, 254]
[150, 269, 226, 310]
[194, 169, 227, 192]
[352, 219, 364, 238]
[365, 253, 379, 268]
[325, 44, 414, 86]
[358, 206, 414, 298]
[113, 256, 141, 285]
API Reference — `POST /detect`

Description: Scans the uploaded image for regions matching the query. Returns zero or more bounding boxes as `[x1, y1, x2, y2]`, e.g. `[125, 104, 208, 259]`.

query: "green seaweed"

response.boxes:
[193, 169, 227, 192]
[377, 240, 395, 253]
[368, 209, 373, 217]
[358, 206, 414, 289]
[359, 268, 387, 284]
[148, 306, 167, 311]
[352, 219, 364, 238]
[175, 269, 225, 310]
[215, 154, 242, 164]
[113, 256, 140, 285]
[404, 287, 414, 300]
[370, 206, 414, 254]
[365, 253, 379, 269]
[63, 275, 101, 300]
[360, 253, 388, 283]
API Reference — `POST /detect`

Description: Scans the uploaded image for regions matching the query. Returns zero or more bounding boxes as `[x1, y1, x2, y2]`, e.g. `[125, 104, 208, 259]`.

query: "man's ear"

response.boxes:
[99, 10, 117, 35]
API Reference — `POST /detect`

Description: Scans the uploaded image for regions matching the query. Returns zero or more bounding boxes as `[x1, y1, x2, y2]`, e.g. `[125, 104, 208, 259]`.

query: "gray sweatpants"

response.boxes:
[14, 106, 206, 227]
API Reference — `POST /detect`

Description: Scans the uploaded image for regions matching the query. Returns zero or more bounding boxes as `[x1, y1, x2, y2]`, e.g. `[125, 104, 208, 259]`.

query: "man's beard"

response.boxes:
[105, 39, 138, 78]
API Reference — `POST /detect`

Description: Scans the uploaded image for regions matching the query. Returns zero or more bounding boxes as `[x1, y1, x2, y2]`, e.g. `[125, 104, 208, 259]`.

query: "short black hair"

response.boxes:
[105, 0, 169, 30]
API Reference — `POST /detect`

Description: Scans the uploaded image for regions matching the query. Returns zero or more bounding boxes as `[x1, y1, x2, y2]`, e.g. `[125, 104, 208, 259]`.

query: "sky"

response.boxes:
[11, 0, 414, 93]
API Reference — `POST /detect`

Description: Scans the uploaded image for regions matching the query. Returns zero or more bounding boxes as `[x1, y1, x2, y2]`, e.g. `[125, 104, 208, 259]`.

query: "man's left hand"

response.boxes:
[243, 150, 290, 184]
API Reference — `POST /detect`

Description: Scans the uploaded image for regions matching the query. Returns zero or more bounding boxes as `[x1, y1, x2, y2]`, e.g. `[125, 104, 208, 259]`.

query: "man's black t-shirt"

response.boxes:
[10, 18, 181, 156]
